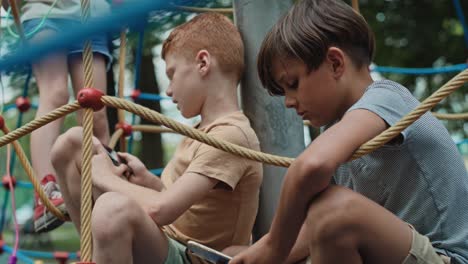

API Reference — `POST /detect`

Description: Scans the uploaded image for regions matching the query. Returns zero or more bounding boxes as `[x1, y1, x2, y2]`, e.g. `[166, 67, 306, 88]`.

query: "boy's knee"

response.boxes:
[40, 87, 69, 107]
[306, 186, 362, 245]
[51, 127, 83, 165]
[92, 192, 141, 240]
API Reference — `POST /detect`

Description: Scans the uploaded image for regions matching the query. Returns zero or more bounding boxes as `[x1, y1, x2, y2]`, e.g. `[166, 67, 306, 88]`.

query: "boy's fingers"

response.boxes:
[117, 152, 132, 160]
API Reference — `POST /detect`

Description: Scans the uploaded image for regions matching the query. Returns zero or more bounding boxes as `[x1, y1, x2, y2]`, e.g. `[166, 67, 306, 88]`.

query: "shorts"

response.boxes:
[22, 18, 112, 69]
[301, 225, 451, 264]
[165, 237, 191, 264]
[402, 226, 451, 264]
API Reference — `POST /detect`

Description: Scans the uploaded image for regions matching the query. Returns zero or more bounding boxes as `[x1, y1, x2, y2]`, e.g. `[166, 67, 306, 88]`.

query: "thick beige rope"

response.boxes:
[108, 125, 174, 150]
[108, 128, 124, 150]
[0, 102, 81, 148]
[304, 111, 468, 127]
[79, 0, 95, 260]
[101, 96, 295, 167]
[1, 126, 67, 220]
[79, 108, 94, 262]
[432, 112, 468, 120]
[132, 124, 175, 134]
[352, 0, 360, 13]
[352, 69, 468, 159]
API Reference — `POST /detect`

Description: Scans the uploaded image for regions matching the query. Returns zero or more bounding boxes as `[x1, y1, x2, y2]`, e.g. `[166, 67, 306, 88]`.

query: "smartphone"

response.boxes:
[102, 145, 121, 166]
[187, 241, 232, 264]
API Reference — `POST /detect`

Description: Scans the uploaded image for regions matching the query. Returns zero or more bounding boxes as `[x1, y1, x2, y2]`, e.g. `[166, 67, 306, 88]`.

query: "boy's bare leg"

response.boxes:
[51, 127, 97, 230]
[69, 54, 110, 145]
[51, 127, 170, 263]
[301, 185, 412, 264]
[30, 30, 70, 179]
[92, 192, 170, 264]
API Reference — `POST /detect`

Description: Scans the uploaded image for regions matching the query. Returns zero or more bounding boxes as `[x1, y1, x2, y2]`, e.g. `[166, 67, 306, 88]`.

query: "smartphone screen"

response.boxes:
[187, 241, 232, 264]
[102, 145, 121, 166]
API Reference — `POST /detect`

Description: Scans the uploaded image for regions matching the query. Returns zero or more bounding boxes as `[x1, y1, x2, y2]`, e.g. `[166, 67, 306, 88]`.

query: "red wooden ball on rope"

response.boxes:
[130, 89, 141, 101]
[77, 88, 105, 111]
[15, 96, 31, 113]
[116, 123, 133, 137]
[2, 175, 16, 190]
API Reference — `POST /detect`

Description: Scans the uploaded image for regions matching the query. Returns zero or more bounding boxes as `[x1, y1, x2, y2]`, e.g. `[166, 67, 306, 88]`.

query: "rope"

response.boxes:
[372, 63, 468, 75]
[6, 0, 60, 39]
[351, 69, 468, 159]
[176, 6, 233, 14]
[1, 126, 67, 221]
[452, 0, 468, 49]
[128, 28, 145, 153]
[79, 108, 94, 262]
[351, 0, 360, 13]
[7, 0, 25, 41]
[79, 0, 95, 260]
[108, 125, 175, 150]
[80, 0, 94, 89]
[108, 128, 124, 150]
[118, 30, 127, 152]
[432, 112, 468, 120]
[101, 96, 295, 167]
[132, 125, 175, 134]
[0, 102, 81, 148]
[303, 111, 468, 126]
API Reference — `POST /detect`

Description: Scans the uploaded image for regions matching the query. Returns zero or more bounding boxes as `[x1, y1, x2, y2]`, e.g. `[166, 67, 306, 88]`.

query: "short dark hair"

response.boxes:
[257, 0, 375, 95]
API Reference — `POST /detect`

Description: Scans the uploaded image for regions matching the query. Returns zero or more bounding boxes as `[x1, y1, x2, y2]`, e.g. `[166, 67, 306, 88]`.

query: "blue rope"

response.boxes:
[372, 63, 467, 75]
[149, 168, 164, 176]
[131, 93, 170, 101]
[134, 29, 145, 90]
[0, 191, 10, 233]
[9, 113, 24, 175]
[8, 248, 79, 260]
[9, 72, 31, 175]
[452, 0, 468, 49]
[128, 28, 146, 153]
[22, 68, 32, 98]
[4, 103, 38, 112]
[16, 181, 33, 189]
[0, 0, 180, 71]
[2, 245, 36, 264]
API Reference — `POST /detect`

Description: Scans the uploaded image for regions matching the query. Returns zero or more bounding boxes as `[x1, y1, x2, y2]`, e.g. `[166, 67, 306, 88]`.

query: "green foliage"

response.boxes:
[358, 0, 468, 138]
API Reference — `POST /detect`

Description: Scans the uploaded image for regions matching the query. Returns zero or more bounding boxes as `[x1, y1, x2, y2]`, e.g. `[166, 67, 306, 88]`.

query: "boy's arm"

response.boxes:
[93, 166, 218, 226]
[265, 109, 387, 261]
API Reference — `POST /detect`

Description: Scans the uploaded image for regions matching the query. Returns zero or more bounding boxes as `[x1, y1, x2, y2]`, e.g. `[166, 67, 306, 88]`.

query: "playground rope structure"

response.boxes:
[0, 1, 468, 263]
[0, 67, 467, 216]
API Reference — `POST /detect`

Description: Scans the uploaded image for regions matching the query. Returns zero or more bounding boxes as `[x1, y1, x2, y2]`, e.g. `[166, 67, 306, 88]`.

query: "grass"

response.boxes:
[1, 222, 80, 263]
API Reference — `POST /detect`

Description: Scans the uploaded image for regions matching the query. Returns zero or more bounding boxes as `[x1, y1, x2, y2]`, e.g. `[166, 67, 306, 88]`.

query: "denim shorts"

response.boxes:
[22, 18, 112, 68]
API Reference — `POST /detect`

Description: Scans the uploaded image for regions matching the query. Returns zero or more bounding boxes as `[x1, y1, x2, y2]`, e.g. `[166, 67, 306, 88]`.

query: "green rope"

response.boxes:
[6, 0, 60, 39]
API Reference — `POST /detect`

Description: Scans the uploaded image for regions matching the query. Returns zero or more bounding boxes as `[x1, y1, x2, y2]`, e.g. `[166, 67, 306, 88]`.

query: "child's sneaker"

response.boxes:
[33, 174, 67, 233]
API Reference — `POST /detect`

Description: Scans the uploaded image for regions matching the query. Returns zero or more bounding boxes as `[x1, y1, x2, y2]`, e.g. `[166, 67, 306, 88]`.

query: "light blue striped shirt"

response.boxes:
[334, 80, 468, 264]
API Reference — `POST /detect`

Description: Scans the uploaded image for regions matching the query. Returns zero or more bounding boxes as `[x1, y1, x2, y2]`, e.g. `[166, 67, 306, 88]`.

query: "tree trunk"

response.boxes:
[234, 0, 305, 240]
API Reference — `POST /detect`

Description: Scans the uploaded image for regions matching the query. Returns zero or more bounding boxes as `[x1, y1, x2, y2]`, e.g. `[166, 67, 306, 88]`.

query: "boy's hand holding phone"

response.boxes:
[116, 152, 152, 187]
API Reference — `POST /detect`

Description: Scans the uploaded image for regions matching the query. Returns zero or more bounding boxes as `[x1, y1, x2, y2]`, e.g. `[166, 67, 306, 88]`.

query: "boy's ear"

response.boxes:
[327, 47, 345, 78]
[195, 50, 211, 77]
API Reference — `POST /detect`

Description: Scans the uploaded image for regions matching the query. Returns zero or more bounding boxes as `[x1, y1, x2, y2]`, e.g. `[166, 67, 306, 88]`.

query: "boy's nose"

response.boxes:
[166, 87, 173, 97]
[284, 96, 297, 109]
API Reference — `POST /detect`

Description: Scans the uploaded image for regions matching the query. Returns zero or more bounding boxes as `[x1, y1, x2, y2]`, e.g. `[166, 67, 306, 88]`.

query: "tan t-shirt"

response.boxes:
[21, 0, 110, 22]
[162, 111, 263, 254]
